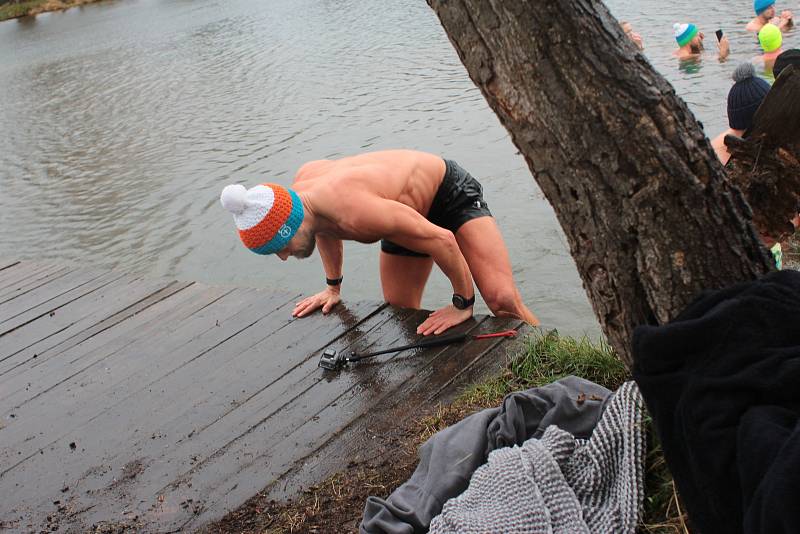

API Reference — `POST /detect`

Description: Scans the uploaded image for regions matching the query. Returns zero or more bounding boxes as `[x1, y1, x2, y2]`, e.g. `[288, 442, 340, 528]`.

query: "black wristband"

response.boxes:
[452, 293, 475, 310]
[326, 276, 343, 286]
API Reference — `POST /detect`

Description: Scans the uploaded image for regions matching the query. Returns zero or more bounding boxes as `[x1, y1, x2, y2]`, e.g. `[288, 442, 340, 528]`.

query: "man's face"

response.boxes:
[762, 6, 776, 19]
[276, 227, 315, 261]
[690, 33, 704, 53]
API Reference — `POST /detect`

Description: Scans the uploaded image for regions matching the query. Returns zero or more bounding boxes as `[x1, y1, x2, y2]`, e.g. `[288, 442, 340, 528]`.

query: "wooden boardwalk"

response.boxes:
[0, 260, 528, 532]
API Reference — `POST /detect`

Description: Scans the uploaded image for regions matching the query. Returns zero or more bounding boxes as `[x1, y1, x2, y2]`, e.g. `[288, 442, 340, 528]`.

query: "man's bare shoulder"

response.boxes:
[675, 49, 698, 59]
[746, 19, 761, 32]
[294, 159, 333, 183]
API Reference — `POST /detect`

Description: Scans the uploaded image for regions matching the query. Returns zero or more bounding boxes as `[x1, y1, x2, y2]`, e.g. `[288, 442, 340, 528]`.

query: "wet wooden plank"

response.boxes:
[0, 276, 183, 367]
[0, 263, 71, 299]
[0, 283, 227, 406]
[0, 260, 21, 279]
[0, 261, 523, 533]
[0, 268, 121, 330]
[0, 261, 46, 285]
[0, 265, 76, 302]
[0, 287, 275, 458]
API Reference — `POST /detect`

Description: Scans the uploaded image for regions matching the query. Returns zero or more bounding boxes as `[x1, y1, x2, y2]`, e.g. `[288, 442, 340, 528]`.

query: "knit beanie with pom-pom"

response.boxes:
[727, 63, 770, 130]
[220, 183, 304, 255]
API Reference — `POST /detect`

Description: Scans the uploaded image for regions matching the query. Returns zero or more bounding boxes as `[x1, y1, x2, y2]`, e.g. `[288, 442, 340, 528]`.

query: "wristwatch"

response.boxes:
[452, 293, 475, 310]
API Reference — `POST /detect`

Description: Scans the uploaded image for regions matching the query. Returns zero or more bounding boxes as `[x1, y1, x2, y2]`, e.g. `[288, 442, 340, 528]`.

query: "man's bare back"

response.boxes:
[294, 150, 445, 216]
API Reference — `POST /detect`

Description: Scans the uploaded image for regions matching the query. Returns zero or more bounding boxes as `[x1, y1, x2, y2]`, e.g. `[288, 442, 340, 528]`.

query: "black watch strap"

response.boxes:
[452, 293, 475, 310]
[326, 276, 343, 286]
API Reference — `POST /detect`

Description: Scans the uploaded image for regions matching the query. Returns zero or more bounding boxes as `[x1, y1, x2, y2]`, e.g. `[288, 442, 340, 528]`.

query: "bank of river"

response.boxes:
[0, 0, 106, 21]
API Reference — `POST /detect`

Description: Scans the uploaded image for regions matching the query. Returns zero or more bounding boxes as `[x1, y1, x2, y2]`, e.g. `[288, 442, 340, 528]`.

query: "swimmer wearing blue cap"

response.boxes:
[746, 0, 793, 33]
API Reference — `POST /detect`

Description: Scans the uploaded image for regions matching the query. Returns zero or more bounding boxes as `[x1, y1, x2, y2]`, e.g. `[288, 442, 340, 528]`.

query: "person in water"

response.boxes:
[219, 150, 540, 335]
[620, 21, 644, 50]
[756, 23, 784, 73]
[746, 0, 793, 33]
[673, 23, 729, 61]
[711, 63, 770, 165]
[711, 62, 797, 269]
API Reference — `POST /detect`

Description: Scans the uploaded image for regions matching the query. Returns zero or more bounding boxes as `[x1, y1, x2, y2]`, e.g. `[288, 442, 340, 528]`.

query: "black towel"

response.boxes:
[633, 270, 800, 534]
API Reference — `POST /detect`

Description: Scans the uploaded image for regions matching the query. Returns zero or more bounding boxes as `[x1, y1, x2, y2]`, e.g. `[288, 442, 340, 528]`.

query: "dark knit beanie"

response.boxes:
[774, 49, 800, 80]
[727, 63, 770, 130]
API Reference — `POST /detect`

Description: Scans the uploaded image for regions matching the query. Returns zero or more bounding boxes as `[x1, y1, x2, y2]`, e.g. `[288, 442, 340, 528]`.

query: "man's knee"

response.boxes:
[382, 291, 422, 309]
[483, 286, 522, 317]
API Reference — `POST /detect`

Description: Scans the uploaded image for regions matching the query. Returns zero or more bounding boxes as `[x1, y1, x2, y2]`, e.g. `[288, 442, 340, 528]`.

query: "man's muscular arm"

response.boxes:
[292, 234, 343, 318]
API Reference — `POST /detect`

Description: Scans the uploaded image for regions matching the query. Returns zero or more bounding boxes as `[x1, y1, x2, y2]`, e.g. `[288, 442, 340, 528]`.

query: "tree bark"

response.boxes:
[427, 0, 774, 366]
[725, 66, 800, 243]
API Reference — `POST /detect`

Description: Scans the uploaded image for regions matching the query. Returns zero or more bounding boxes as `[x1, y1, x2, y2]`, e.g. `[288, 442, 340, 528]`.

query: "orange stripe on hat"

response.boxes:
[238, 184, 293, 250]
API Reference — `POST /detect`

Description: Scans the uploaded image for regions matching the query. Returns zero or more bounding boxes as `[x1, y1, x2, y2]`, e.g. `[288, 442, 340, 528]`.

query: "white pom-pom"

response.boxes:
[673, 23, 681, 33]
[220, 184, 248, 214]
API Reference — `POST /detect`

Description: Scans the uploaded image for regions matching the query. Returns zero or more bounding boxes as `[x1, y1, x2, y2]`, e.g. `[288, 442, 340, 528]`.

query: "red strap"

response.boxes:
[473, 330, 518, 340]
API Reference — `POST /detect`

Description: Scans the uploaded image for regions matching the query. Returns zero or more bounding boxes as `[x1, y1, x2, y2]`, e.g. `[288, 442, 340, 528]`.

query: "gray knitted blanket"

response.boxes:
[429, 381, 646, 534]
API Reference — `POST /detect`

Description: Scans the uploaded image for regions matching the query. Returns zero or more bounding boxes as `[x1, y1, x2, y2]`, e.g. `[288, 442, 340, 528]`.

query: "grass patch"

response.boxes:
[0, 0, 45, 20]
[0, 0, 106, 21]
[460, 329, 628, 407]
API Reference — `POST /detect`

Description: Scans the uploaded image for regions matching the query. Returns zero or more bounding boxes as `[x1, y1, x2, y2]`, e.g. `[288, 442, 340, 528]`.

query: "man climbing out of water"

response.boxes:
[746, 0, 793, 33]
[219, 150, 540, 335]
[673, 22, 729, 61]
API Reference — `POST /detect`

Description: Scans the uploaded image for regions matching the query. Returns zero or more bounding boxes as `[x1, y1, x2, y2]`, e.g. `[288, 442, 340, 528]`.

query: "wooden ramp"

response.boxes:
[0, 260, 528, 532]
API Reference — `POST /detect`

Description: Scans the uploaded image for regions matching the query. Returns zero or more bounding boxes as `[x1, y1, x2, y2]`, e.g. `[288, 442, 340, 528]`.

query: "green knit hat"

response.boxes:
[674, 23, 699, 47]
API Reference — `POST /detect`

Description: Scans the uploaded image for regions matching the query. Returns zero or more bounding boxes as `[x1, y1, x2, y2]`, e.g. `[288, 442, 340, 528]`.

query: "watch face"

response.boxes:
[452, 294, 469, 309]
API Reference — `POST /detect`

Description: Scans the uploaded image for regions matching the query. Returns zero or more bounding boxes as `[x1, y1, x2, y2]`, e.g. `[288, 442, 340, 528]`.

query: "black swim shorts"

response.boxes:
[381, 159, 493, 257]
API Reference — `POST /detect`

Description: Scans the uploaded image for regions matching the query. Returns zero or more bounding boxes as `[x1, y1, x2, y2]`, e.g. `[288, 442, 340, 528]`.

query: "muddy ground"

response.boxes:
[202, 400, 480, 534]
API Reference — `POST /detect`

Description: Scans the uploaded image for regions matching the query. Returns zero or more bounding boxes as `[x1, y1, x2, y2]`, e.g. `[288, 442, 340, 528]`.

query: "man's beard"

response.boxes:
[690, 42, 703, 54]
[292, 231, 316, 259]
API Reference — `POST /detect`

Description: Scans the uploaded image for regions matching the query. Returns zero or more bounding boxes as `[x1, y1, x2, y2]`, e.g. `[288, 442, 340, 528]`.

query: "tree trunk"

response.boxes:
[426, 0, 774, 366]
[725, 66, 800, 243]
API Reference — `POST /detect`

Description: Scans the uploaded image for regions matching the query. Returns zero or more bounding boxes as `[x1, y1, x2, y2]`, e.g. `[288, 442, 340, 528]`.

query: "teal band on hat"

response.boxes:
[252, 188, 305, 255]
[676, 24, 699, 47]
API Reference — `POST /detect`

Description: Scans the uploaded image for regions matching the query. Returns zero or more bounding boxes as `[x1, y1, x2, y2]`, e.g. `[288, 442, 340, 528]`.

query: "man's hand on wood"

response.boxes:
[293, 288, 341, 317]
[416, 305, 472, 336]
